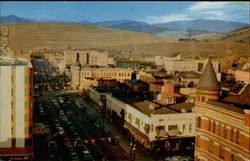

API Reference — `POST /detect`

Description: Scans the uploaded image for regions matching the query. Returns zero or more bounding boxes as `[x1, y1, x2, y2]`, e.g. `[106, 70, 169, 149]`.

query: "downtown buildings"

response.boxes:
[45, 48, 249, 159]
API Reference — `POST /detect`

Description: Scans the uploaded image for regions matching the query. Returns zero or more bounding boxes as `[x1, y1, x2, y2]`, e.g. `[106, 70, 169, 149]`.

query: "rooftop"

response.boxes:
[222, 84, 250, 107]
[196, 59, 220, 91]
[110, 92, 146, 104]
[126, 79, 149, 88]
[168, 103, 194, 112]
[207, 100, 245, 114]
[0, 55, 29, 66]
[131, 101, 177, 116]
[181, 71, 201, 79]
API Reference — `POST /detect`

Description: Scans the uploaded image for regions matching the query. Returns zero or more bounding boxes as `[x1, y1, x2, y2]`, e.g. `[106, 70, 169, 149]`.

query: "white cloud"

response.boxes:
[188, 2, 230, 11]
[145, 14, 192, 24]
[198, 10, 225, 16]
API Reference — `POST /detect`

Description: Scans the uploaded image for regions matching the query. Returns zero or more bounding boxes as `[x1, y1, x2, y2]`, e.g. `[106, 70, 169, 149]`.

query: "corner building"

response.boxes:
[0, 56, 33, 160]
[195, 60, 250, 161]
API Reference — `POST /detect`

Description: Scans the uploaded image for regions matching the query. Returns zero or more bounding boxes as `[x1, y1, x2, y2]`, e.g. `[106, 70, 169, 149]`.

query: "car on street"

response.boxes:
[94, 122, 102, 128]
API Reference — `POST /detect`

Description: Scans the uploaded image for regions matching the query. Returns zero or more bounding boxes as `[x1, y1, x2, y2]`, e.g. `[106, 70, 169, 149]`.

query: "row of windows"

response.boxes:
[82, 72, 131, 77]
[197, 117, 240, 144]
[209, 141, 238, 161]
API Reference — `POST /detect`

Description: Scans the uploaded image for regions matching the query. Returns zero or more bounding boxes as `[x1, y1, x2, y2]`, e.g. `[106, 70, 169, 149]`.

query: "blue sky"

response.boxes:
[0, 1, 249, 24]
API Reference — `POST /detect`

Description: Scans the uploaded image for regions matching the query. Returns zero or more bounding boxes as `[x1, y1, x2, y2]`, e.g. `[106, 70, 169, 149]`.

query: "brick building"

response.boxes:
[194, 60, 250, 161]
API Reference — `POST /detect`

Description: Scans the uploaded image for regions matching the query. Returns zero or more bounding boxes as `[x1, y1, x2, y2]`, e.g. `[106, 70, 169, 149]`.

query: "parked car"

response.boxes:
[94, 122, 102, 128]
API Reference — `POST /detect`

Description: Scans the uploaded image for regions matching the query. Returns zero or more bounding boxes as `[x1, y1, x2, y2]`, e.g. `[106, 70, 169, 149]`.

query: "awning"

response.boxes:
[168, 129, 182, 136]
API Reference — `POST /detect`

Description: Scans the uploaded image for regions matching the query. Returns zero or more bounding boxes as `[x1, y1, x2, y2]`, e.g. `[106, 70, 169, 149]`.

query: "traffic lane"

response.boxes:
[68, 115, 105, 161]
[68, 103, 130, 161]
[40, 94, 69, 161]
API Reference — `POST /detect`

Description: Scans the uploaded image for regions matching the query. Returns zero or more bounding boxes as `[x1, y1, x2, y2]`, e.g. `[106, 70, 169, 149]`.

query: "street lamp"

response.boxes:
[132, 144, 136, 161]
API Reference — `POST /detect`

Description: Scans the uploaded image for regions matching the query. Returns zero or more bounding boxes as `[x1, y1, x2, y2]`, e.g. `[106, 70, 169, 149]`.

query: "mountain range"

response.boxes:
[0, 15, 249, 40]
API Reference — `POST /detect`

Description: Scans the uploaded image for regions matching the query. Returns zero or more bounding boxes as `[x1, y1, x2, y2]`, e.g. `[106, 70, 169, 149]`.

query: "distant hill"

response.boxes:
[0, 22, 169, 52]
[94, 20, 170, 34]
[155, 19, 248, 33]
[0, 23, 249, 58]
[0, 15, 92, 24]
[207, 26, 250, 44]
[0, 15, 33, 23]
[1, 15, 248, 38]
[156, 29, 219, 40]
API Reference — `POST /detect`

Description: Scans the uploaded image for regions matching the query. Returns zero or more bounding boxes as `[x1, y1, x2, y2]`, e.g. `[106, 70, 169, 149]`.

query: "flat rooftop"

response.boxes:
[207, 100, 245, 114]
[0, 56, 29, 66]
[131, 101, 177, 116]
[111, 93, 193, 116]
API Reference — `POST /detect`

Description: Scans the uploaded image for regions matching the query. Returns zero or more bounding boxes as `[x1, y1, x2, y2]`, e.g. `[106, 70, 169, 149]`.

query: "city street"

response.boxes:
[32, 58, 133, 161]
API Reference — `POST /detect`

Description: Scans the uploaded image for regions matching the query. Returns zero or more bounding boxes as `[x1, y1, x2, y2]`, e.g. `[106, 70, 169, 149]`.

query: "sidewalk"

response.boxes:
[78, 99, 158, 161]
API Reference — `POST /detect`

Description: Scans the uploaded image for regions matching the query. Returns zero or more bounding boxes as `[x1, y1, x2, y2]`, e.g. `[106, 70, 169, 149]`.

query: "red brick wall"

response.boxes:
[239, 133, 250, 150]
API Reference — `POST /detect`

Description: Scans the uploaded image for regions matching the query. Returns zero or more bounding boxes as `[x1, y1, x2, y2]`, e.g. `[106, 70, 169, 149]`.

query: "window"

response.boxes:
[189, 124, 192, 132]
[201, 96, 205, 102]
[135, 118, 140, 129]
[209, 141, 214, 153]
[168, 125, 178, 131]
[196, 135, 200, 147]
[210, 120, 215, 133]
[144, 123, 150, 134]
[156, 126, 166, 136]
[196, 117, 201, 128]
[232, 154, 237, 161]
[220, 125, 225, 138]
[220, 147, 225, 159]
[197, 96, 200, 101]
[11, 127, 14, 135]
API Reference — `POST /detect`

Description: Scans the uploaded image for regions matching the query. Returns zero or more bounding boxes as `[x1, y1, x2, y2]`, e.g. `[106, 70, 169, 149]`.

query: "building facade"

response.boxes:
[0, 56, 33, 160]
[64, 50, 109, 68]
[106, 93, 195, 152]
[194, 60, 250, 161]
[80, 67, 133, 83]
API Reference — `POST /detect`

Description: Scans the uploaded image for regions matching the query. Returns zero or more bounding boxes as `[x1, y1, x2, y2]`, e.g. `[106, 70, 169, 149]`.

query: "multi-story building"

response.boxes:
[164, 59, 219, 73]
[64, 50, 109, 68]
[106, 93, 195, 152]
[70, 64, 133, 91]
[80, 67, 133, 83]
[0, 55, 33, 160]
[194, 59, 250, 161]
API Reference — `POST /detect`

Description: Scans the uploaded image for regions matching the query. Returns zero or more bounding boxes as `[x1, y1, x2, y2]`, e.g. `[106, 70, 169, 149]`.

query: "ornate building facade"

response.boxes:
[194, 60, 250, 161]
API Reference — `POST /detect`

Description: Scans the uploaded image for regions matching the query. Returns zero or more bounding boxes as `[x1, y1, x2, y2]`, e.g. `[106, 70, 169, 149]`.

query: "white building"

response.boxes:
[106, 93, 195, 151]
[0, 55, 33, 159]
